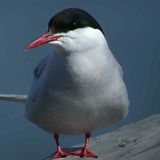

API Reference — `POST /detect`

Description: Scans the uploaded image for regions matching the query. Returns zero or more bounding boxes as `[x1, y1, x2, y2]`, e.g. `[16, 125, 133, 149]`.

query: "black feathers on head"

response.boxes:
[48, 8, 104, 34]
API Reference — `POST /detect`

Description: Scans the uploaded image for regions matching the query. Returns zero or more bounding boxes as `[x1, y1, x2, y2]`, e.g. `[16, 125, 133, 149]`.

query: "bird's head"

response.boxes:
[26, 8, 105, 54]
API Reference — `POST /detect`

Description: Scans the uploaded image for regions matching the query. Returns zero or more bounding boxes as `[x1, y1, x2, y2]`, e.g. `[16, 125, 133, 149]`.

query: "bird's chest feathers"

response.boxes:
[67, 52, 106, 87]
[44, 51, 108, 100]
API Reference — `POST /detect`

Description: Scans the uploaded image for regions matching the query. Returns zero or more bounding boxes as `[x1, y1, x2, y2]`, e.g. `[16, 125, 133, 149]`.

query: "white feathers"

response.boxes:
[26, 27, 129, 134]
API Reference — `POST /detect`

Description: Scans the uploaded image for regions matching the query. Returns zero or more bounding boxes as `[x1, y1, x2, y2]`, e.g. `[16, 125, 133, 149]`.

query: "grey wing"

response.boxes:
[0, 56, 50, 104]
[33, 55, 49, 79]
[27, 55, 50, 103]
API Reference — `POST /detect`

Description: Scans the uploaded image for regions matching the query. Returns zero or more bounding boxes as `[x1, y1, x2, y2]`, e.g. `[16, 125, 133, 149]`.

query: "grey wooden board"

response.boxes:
[46, 114, 160, 160]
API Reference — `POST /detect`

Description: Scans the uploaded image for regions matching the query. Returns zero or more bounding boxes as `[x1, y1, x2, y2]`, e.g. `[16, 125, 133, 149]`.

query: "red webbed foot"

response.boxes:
[52, 148, 71, 159]
[71, 147, 97, 158]
[71, 132, 98, 158]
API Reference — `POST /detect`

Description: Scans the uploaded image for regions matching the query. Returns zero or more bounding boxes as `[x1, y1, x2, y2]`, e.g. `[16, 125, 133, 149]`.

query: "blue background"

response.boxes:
[0, 0, 160, 159]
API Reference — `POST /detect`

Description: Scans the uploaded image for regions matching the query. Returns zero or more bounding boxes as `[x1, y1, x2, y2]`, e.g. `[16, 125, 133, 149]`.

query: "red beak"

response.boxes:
[25, 33, 63, 50]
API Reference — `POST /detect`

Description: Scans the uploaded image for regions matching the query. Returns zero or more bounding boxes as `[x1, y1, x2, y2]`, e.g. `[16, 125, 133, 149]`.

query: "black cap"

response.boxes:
[48, 8, 104, 34]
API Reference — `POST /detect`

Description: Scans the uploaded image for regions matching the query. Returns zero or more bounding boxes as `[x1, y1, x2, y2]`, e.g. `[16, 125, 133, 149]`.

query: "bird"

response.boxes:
[0, 8, 129, 159]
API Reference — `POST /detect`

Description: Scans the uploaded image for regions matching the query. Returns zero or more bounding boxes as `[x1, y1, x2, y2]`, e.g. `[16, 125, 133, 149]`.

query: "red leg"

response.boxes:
[52, 133, 71, 159]
[71, 132, 98, 158]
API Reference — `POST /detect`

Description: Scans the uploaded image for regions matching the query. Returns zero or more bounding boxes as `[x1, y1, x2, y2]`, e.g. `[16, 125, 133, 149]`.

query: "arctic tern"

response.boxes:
[0, 8, 129, 159]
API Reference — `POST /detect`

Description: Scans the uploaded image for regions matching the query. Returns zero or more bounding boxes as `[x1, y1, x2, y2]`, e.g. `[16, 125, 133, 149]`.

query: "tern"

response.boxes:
[0, 8, 129, 159]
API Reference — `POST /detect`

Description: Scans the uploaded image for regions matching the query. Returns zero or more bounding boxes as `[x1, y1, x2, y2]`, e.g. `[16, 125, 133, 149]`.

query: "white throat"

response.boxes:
[50, 27, 108, 55]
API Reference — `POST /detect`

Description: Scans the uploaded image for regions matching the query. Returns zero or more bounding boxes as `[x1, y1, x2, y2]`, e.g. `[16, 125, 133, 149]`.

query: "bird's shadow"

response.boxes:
[42, 146, 82, 160]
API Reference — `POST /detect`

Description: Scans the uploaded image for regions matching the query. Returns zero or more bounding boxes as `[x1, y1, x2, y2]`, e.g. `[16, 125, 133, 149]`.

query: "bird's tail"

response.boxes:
[0, 94, 27, 103]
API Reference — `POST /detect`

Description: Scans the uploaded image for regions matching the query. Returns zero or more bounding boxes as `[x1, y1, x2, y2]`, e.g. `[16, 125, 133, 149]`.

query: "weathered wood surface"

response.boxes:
[66, 114, 160, 160]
